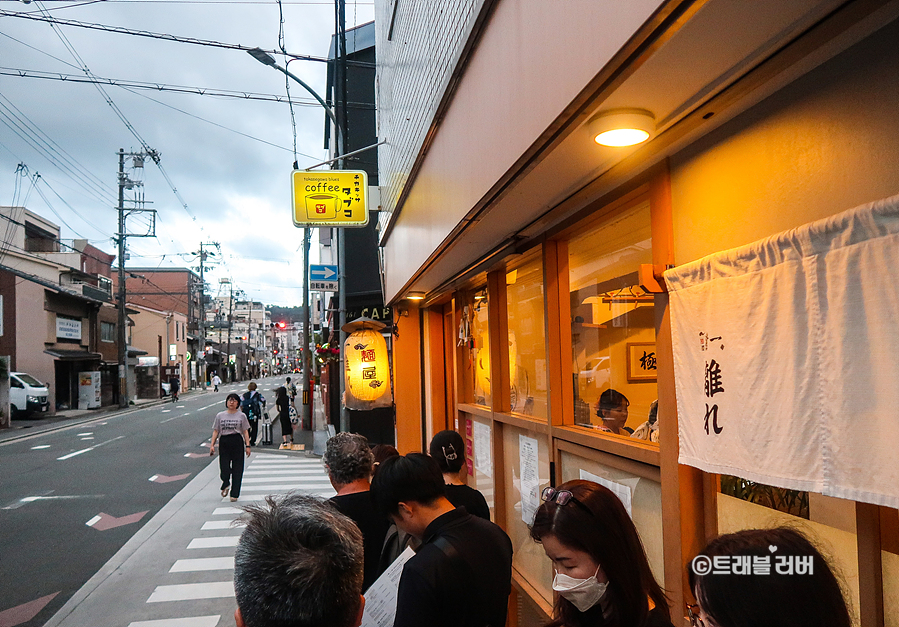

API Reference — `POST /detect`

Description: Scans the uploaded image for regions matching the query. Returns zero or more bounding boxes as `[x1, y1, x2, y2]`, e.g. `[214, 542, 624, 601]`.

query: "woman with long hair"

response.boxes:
[274, 385, 292, 447]
[687, 527, 851, 627]
[530, 480, 671, 627]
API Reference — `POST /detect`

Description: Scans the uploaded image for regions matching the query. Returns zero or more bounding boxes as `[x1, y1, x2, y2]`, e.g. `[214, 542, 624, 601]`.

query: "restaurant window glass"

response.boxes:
[568, 201, 658, 442]
[466, 287, 491, 407]
[506, 251, 547, 419]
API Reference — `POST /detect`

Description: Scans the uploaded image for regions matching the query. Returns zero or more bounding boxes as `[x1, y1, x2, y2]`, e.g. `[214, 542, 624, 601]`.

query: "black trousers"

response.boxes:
[248, 419, 258, 445]
[219, 433, 245, 498]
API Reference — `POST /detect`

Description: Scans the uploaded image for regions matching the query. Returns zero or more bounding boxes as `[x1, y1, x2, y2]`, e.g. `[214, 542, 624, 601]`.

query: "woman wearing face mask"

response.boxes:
[530, 480, 672, 627]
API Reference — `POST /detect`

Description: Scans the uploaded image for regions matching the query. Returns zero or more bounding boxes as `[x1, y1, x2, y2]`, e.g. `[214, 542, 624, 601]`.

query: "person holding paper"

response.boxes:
[530, 480, 673, 627]
[370, 453, 513, 627]
[233, 493, 365, 627]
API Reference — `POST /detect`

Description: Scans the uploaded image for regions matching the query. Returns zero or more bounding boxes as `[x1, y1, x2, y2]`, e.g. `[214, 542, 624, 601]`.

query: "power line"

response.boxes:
[0, 210, 115, 267]
[0, 101, 114, 207]
[0, 67, 353, 107]
[0, 8, 375, 68]
[0, 92, 113, 201]
[119, 86, 311, 157]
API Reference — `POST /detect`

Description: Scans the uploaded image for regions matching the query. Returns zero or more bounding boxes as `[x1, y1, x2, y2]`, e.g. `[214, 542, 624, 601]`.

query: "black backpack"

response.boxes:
[241, 391, 262, 420]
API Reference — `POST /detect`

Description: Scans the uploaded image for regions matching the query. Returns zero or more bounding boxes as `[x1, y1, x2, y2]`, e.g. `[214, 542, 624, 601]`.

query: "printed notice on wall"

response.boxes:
[473, 420, 492, 478]
[360, 545, 415, 627]
[519, 434, 540, 524]
[580, 469, 634, 517]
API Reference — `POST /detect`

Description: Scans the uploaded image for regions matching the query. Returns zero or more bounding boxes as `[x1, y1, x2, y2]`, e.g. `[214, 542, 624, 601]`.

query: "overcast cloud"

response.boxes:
[0, 0, 375, 305]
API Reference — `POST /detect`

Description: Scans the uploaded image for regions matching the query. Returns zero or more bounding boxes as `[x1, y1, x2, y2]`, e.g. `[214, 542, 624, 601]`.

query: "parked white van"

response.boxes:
[10, 372, 51, 418]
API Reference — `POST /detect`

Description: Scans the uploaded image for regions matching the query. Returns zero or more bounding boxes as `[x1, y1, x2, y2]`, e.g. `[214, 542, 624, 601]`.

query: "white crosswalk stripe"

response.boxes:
[126, 455, 333, 625]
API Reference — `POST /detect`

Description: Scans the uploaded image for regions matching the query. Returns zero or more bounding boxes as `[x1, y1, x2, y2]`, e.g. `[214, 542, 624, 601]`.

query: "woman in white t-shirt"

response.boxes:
[210, 393, 251, 502]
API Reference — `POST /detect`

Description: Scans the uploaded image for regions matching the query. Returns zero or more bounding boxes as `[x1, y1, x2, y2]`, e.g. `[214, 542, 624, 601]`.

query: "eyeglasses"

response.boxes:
[686, 604, 706, 627]
[540, 487, 593, 515]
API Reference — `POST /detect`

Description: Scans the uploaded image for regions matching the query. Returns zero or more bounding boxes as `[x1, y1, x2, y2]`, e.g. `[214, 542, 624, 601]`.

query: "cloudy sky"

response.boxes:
[0, 0, 374, 305]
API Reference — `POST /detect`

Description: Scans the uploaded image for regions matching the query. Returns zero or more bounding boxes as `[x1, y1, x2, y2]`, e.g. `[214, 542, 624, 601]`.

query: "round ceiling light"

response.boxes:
[588, 109, 655, 147]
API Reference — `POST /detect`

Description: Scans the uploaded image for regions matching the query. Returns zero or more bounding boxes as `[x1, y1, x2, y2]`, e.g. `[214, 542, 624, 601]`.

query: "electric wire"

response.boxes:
[38, 176, 112, 237]
[0, 91, 114, 203]
[32, 1, 199, 225]
[0, 67, 351, 106]
[0, 104, 114, 207]
[0, 9, 375, 67]
[30, 173, 86, 238]
[118, 86, 306, 157]
[0, 30, 82, 70]
[277, 0, 299, 166]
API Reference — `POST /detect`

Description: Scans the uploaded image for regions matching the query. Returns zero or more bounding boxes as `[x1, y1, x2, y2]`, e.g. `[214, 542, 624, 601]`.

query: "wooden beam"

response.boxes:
[856, 502, 885, 627]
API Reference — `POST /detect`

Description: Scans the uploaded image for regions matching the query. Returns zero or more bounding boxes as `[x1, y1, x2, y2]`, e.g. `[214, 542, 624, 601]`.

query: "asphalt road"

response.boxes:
[0, 377, 281, 627]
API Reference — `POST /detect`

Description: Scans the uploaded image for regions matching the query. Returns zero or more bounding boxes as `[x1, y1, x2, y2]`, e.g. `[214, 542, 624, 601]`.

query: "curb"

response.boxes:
[0, 390, 209, 445]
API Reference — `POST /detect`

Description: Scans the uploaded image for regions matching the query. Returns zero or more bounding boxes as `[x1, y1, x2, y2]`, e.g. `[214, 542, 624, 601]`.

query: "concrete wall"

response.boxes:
[670, 17, 899, 264]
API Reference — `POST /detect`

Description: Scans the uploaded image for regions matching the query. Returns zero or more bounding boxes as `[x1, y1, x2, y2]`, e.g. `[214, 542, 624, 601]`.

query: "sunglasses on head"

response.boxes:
[540, 486, 594, 516]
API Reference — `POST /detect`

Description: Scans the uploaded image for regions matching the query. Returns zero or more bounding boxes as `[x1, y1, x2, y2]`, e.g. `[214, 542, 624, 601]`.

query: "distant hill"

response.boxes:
[268, 305, 304, 324]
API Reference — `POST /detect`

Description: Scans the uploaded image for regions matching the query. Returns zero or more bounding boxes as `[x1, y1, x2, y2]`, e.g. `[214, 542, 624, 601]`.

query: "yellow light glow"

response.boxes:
[344, 329, 391, 402]
[594, 128, 651, 147]
[407, 291, 425, 300]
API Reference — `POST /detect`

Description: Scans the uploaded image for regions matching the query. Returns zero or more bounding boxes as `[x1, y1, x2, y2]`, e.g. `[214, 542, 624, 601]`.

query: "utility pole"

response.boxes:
[302, 228, 311, 430]
[116, 150, 127, 408]
[336, 0, 349, 432]
[116, 148, 156, 408]
[196, 241, 218, 389]
[225, 282, 235, 382]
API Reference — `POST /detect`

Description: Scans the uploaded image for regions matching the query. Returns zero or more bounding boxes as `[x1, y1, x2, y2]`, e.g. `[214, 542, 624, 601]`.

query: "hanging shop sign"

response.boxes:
[666, 193, 899, 509]
[291, 170, 369, 227]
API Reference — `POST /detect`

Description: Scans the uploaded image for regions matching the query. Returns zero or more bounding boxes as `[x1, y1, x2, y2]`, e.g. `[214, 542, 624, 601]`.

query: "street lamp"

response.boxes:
[247, 46, 344, 433]
[247, 48, 342, 147]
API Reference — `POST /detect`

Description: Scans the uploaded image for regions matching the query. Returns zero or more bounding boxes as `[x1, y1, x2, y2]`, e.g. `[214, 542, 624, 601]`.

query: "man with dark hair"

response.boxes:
[234, 493, 364, 627]
[370, 453, 513, 627]
[324, 432, 390, 592]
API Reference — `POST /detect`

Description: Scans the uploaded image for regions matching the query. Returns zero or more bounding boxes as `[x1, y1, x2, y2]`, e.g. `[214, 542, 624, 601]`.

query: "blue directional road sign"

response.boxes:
[310, 264, 338, 291]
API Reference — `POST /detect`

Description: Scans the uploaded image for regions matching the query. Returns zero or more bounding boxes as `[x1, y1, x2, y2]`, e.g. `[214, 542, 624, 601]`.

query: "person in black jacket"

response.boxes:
[274, 386, 292, 446]
[371, 453, 513, 627]
[429, 429, 490, 520]
[324, 432, 390, 593]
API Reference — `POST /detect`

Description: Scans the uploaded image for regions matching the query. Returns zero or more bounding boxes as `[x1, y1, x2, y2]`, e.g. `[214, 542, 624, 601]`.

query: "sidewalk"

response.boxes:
[44, 450, 335, 627]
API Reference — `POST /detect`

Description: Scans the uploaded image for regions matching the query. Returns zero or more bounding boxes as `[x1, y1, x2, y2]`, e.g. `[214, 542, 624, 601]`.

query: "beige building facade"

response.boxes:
[375, 1, 899, 624]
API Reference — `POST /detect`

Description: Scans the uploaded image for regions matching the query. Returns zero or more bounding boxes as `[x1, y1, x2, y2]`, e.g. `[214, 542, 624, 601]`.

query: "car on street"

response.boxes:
[10, 372, 51, 418]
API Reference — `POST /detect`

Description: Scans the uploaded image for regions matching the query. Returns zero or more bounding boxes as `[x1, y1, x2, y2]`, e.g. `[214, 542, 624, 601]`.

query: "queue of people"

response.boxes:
[226, 424, 852, 627]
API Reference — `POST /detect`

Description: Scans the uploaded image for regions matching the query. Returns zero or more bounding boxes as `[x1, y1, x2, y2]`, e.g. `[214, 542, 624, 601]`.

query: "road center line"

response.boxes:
[57, 435, 125, 460]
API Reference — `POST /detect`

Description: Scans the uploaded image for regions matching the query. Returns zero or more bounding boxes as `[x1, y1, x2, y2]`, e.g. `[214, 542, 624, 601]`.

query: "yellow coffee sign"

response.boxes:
[291, 169, 369, 227]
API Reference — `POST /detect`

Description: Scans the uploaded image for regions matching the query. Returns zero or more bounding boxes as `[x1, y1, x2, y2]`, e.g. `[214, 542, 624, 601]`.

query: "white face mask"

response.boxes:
[552, 566, 608, 612]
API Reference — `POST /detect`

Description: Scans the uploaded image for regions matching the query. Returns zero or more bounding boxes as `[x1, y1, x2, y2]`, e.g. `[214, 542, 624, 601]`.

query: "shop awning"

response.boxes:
[665, 192, 899, 509]
[44, 349, 102, 361]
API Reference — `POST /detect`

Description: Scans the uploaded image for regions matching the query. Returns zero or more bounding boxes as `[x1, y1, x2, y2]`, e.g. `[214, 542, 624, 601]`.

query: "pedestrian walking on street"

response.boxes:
[212, 373, 222, 392]
[286, 376, 297, 409]
[241, 381, 266, 446]
[275, 385, 293, 446]
[210, 392, 251, 502]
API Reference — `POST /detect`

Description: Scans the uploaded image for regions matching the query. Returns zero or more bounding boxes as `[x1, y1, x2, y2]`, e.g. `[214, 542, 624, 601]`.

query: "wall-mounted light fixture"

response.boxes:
[588, 109, 655, 147]
[406, 291, 425, 301]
